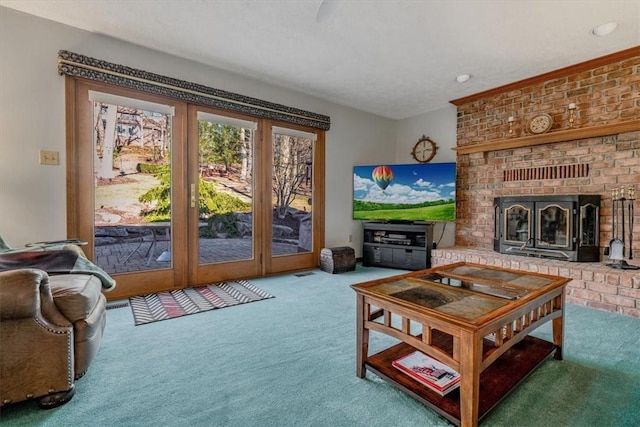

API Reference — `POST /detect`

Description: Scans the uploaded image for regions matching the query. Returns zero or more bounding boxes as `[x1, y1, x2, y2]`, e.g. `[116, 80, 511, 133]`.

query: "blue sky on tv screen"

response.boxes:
[353, 163, 456, 205]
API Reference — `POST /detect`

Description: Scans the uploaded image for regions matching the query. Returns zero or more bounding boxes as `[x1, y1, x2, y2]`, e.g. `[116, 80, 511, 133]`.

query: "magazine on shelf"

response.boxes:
[392, 350, 461, 396]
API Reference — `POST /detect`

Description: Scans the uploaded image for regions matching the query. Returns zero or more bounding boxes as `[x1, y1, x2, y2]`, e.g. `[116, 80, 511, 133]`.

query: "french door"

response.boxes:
[188, 106, 262, 283]
[67, 78, 324, 300]
[68, 80, 188, 299]
[188, 106, 325, 284]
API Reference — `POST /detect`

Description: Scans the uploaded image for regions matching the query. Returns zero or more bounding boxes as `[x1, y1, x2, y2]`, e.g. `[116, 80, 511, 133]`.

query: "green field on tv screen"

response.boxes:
[353, 202, 455, 222]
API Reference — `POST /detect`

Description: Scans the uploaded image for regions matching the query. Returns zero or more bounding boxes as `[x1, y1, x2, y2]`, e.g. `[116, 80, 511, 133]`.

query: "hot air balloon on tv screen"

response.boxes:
[371, 165, 394, 191]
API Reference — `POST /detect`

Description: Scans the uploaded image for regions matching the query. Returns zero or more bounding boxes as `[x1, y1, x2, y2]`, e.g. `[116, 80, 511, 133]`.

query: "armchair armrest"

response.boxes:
[0, 269, 71, 327]
[0, 268, 75, 408]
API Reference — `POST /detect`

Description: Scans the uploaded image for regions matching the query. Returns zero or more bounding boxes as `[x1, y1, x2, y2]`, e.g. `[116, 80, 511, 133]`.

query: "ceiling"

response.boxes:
[2, 0, 638, 119]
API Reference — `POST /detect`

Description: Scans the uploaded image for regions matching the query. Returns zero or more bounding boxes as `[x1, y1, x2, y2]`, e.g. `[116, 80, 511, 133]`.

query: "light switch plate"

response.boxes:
[39, 150, 59, 165]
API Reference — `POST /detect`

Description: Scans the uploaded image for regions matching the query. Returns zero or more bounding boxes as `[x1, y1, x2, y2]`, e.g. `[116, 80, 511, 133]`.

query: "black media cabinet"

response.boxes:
[362, 222, 434, 270]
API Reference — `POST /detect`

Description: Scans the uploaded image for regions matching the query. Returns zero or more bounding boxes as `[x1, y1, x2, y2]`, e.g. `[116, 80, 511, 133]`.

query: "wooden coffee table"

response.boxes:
[351, 262, 571, 427]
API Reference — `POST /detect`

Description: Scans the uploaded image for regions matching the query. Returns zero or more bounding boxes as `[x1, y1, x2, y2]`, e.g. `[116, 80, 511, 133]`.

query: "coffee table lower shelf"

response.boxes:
[365, 335, 556, 426]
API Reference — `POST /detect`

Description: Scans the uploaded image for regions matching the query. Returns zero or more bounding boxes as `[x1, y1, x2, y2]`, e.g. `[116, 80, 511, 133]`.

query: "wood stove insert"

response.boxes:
[494, 195, 600, 262]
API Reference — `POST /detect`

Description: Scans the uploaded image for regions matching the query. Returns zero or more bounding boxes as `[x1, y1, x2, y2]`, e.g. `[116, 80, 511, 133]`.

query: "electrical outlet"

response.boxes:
[39, 150, 59, 165]
[349, 234, 353, 242]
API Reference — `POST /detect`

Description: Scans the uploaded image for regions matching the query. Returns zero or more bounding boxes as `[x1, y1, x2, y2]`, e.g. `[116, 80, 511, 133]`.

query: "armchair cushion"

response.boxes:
[50, 274, 104, 323]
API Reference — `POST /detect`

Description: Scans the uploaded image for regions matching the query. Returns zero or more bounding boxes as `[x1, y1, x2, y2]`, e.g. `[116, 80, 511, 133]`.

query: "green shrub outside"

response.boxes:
[139, 165, 250, 233]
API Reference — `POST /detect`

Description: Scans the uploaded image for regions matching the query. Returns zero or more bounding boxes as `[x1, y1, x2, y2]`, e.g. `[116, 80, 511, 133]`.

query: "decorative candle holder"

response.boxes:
[568, 103, 576, 128]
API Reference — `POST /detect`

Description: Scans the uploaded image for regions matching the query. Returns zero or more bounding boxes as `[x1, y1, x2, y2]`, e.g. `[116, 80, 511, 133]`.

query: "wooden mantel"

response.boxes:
[455, 119, 640, 155]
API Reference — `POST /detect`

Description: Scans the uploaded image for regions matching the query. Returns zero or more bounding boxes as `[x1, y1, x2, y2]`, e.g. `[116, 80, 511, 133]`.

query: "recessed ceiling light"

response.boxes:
[456, 74, 471, 83]
[591, 22, 618, 37]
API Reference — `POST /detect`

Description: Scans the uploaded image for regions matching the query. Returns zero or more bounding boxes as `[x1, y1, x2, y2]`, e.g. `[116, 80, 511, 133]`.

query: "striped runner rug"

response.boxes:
[129, 280, 274, 326]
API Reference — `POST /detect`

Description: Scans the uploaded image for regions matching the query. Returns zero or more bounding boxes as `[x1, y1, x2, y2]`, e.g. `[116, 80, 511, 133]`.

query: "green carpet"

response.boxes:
[1, 264, 639, 426]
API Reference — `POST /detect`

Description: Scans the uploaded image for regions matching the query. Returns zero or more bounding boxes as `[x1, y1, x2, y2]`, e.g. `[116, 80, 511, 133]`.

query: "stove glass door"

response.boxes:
[537, 203, 571, 248]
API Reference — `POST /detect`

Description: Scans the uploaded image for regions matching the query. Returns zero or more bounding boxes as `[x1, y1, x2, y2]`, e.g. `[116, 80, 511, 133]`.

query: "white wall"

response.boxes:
[395, 105, 458, 248]
[0, 7, 396, 254]
[325, 106, 397, 253]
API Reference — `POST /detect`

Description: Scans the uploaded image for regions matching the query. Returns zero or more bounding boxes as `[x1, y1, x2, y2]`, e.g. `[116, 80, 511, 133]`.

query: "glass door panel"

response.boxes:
[580, 204, 599, 247]
[271, 127, 315, 257]
[537, 203, 570, 247]
[188, 107, 261, 285]
[504, 204, 530, 244]
[196, 112, 257, 265]
[91, 92, 175, 275]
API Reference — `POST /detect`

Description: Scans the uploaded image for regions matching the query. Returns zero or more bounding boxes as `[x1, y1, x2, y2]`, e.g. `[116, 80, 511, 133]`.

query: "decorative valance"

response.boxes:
[57, 50, 331, 131]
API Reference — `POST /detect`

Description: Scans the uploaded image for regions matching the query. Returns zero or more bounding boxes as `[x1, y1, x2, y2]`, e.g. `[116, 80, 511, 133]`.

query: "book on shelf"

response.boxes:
[392, 350, 460, 396]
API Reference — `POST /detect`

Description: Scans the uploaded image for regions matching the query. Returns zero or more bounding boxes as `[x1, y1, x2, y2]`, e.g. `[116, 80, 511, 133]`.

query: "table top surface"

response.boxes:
[351, 262, 570, 324]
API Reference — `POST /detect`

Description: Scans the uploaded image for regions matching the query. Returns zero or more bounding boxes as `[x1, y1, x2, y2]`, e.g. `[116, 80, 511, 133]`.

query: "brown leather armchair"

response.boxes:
[0, 268, 107, 408]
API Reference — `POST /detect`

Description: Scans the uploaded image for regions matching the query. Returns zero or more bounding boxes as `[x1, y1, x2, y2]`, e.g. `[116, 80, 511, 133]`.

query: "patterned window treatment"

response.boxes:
[57, 50, 330, 131]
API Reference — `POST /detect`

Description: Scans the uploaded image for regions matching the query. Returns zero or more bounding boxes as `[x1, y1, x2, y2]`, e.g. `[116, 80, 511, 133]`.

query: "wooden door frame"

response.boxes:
[262, 120, 325, 275]
[65, 77, 188, 300]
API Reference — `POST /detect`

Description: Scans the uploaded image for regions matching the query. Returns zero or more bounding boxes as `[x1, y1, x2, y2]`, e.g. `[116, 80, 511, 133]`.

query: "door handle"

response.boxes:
[190, 183, 196, 208]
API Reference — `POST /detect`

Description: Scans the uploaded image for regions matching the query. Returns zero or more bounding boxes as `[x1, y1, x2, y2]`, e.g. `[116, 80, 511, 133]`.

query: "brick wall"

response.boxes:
[449, 49, 640, 317]
[455, 53, 639, 146]
[432, 248, 640, 318]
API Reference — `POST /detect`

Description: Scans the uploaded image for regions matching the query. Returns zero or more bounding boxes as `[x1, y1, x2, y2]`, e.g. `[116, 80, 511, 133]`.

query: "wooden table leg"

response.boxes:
[552, 293, 565, 360]
[459, 331, 482, 427]
[356, 294, 369, 378]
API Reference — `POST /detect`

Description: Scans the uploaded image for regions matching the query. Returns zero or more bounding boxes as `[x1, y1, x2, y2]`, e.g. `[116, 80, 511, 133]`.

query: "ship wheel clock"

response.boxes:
[411, 135, 438, 163]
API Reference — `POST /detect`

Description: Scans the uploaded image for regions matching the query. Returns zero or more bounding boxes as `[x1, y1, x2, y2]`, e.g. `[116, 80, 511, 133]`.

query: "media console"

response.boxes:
[362, 222, 434, 270]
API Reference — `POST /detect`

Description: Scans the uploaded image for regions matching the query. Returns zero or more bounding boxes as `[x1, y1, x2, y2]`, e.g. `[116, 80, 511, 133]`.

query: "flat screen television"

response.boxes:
[353, 162, 456, 222]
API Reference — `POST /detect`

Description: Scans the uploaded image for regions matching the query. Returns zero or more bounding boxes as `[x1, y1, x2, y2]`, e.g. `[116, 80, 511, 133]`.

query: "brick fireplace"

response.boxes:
[441, 47, 640, 317]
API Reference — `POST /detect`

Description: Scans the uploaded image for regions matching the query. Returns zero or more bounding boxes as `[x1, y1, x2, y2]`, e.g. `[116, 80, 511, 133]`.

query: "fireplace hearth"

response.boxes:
[493, 195, 600, 262]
